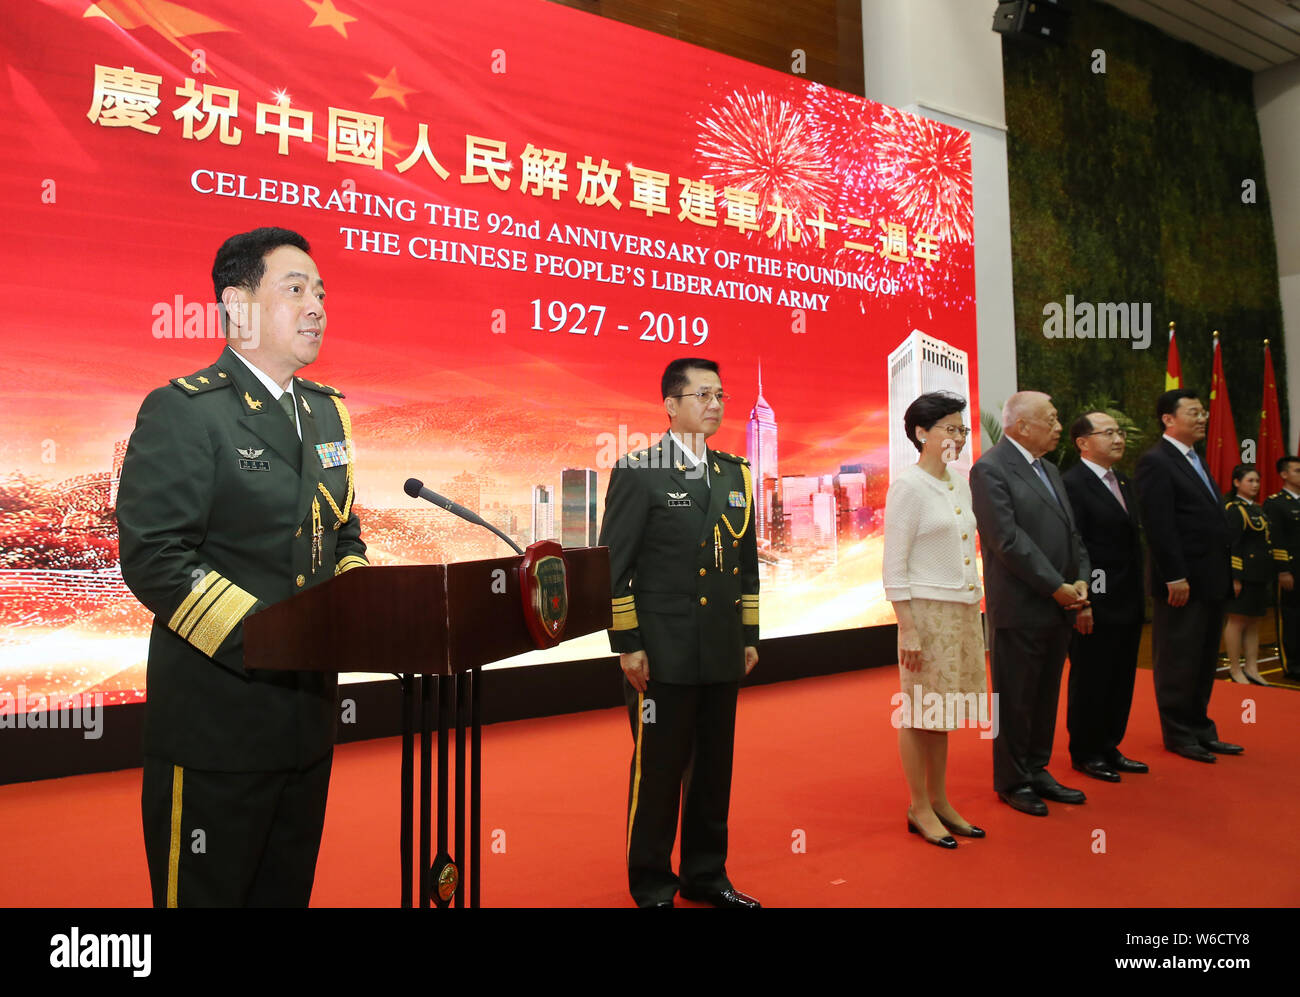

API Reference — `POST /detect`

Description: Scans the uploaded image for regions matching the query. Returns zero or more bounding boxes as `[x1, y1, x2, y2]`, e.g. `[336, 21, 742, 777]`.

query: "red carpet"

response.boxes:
[1, 665, 1296, 907]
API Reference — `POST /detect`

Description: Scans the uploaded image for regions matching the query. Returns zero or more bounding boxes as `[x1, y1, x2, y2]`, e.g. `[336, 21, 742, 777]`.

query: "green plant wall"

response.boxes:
[1001, 0, 1287, 475]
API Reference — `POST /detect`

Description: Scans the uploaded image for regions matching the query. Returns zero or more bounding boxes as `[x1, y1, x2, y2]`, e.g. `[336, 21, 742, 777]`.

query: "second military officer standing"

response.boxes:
[599, 357, 761, 908]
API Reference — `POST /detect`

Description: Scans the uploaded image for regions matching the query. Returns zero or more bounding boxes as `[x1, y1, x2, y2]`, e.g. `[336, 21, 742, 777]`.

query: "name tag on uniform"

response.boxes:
[236, 446, 269, 471]
[667, 491, 692, 508]
[316, 441, 350, 468]
[728, 490, 745, 507]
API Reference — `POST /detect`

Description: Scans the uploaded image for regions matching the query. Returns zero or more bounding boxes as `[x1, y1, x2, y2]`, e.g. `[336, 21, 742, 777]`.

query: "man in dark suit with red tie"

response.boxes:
[1062, 412, 1148, 782]
[1134, 389, 1242, 763]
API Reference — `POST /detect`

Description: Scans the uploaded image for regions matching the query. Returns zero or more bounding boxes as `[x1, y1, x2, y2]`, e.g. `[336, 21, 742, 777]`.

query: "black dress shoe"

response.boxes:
[998, 787, 1048, 816]
[1244, 673, 1270, 686]
[1107, 753, 1149, 774]
[1204, 740, 1244, 755]
[678, 886, 761, 908]
[907, 812, 958, 848]
[1035, 781, 1086, 804]
[937, 813, 986, 838]
[1169, 743, 1216, 762]
[1073, 760, 1120, 783]
[645, 899, 674, 908]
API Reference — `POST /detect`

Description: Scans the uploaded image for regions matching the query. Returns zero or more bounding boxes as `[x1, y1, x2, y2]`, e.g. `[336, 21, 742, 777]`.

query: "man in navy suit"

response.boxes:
[971, 391, 1091, 816]
[1062, 412, 1148, 782]
[1134, 389, 1242, 763]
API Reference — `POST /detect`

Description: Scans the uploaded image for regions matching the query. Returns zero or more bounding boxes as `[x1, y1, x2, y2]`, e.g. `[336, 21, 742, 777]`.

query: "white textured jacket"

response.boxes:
[883, 464, 982, 604]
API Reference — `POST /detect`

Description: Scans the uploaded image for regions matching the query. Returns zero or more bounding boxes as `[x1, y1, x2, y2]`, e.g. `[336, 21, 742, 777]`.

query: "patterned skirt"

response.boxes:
[897, 598, 989, 731]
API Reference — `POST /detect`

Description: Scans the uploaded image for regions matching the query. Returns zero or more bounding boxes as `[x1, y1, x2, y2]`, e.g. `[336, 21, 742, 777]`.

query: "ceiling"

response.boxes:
[1100, 0, 1300, 70]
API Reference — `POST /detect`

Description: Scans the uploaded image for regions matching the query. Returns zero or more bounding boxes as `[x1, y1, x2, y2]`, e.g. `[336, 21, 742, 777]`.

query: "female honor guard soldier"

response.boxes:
[1222, 464, 1277, 685]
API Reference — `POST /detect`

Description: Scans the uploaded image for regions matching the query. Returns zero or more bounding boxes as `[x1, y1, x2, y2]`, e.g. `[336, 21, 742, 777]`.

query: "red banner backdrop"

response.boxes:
[0, 0, 975, 711]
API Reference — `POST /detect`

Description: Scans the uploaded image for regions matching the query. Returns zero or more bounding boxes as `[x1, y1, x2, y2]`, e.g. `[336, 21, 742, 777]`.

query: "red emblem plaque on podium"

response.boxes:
[517, 540, 569, 647]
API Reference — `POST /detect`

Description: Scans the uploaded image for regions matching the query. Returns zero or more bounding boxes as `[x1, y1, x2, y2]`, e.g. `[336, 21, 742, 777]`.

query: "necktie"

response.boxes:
[1032, 459, 1062, 506]
[277, 390, 298, 431]
[1103, 470, 1127, 511]
[1186, 450, 1218, 499]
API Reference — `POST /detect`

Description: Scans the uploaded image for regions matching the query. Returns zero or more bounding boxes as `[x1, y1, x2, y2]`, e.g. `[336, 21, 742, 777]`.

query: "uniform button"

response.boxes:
[961, 533, 968, 540]
[734, 599, 740, 608]
[955, 507, 961, 514]
[699, 568, 707, 577]
[968, 584, 975, 591]
[699, 597, 708, 606]
[948, 483, 954, 490]
[732, 540, 739, 548]
[732, 567, 739, 575]
[964, 557, 970, 564]
[295, 527, 302, 538]
[700, 541, 706, 548]
[296, 575, 305, 588]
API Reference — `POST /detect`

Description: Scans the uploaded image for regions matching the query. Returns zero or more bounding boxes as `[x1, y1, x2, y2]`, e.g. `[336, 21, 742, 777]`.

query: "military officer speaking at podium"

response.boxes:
[117, 227, 368, 907]
[598, 358, 761, 908]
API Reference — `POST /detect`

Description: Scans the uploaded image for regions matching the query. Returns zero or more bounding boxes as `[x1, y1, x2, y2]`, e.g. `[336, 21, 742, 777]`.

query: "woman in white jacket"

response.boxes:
[883, 391, 987, 849]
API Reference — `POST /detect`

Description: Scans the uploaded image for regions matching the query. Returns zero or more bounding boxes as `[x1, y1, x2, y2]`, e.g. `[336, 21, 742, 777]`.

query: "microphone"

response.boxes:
[404, 477, 524, 555]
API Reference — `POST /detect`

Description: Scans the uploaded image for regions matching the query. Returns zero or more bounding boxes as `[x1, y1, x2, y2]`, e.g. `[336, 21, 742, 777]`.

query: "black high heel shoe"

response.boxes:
[937, 813, 987, 838]
[907, 810, 957, 849]
[1245, 672, 1270, 686]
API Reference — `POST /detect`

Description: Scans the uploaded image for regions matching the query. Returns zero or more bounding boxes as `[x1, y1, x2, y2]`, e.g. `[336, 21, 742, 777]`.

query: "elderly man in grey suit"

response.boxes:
[971, 391, 1091, 816]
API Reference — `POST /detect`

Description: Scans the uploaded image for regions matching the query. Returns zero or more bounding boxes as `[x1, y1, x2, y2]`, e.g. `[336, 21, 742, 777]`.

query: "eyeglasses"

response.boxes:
[936, 424, 970, 436]
[673, 389, 730, 404]
[1086, 428, 1126, 439]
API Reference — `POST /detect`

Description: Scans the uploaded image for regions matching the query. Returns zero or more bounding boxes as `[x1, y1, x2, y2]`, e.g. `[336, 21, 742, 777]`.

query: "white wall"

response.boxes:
[861, 0, 1018, 425]
[1256, 60, 1300, 450]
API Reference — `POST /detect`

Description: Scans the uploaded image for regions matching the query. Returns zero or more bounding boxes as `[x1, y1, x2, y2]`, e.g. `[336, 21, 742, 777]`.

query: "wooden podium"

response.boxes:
[243, 545, 612, 908]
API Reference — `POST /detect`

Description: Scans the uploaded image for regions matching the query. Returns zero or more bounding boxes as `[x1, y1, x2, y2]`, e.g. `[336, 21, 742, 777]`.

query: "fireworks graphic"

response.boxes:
[694, 89, 838, 244]
[871, 109, 973, 244]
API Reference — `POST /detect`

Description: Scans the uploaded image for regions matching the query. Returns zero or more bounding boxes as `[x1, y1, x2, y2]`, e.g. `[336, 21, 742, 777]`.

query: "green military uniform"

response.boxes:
[1262, 488, 1300, 677]
[1223, 495, 1277, 619]
[598, 432, 758, 906]
[117, 345, 367, 907]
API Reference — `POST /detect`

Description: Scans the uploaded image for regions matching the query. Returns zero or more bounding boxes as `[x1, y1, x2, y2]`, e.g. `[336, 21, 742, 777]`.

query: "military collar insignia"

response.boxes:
[301, 396, 312, 415]
[243, 391, 263, 411]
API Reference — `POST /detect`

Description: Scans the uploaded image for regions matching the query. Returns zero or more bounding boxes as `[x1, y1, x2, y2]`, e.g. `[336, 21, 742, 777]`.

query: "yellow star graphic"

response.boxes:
[301, 0, 356, 39]
[366, 67, 418, 110]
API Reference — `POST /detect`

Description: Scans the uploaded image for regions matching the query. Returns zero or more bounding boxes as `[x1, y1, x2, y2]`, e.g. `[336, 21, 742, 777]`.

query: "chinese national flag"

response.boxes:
[1166, 323, 1182, 390]
[1258, 342, 1285, 498]
[1205, 334, 1238, 493]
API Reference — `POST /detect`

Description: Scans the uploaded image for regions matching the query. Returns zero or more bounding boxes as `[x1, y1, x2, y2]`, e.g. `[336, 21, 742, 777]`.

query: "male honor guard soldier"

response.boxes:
[1263, 456, 1300, 680]
[117, 227, 368, 906]
[599, 358, 761, 908]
